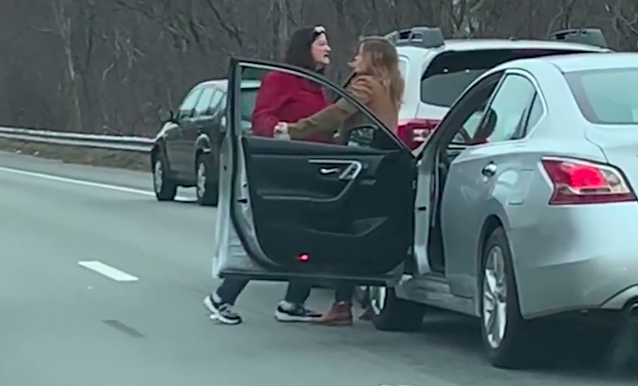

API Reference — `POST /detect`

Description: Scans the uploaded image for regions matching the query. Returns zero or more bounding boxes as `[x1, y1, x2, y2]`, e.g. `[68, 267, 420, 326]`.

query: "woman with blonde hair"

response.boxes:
[275, 36, 405, 326]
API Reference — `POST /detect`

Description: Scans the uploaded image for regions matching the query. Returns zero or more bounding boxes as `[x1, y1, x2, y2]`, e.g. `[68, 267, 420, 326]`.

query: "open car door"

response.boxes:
[212, 58, 417, 287]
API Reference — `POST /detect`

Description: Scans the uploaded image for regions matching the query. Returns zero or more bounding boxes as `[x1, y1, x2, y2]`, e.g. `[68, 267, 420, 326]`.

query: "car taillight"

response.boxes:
[397, 119, 440, 150]
[541, 157, 636, 205]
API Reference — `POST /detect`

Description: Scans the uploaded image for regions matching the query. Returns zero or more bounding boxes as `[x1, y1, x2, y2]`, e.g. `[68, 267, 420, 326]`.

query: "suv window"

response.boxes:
[194, 87, 216, 116]
[177, 88, 203, 120]
[208, 90, 223, 113]
[216, 88, 257, 119]
[216, 88, 258, 132]
[240, 88, 258, 121]
[421, 49, 586, 108]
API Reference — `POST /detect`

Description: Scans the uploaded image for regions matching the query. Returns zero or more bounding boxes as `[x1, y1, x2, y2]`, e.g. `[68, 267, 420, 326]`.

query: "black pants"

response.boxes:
[216, 278, 311, 305]
[335, 283, 355, 303]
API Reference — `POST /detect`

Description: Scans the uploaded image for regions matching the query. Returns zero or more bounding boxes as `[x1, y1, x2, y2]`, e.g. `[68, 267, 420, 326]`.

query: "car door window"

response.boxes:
[474, 74, 536, 144]
[194, 87, 216, 117]
[442, 72, 503, 146]
[221, 58, 415, 281]
[523, 93, 544, 133]
[240, 66, 406, 151]
[177, 88, 203, 121]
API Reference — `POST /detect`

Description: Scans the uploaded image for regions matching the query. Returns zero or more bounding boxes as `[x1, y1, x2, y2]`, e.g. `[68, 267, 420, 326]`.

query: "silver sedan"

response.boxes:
[214, 52, 638, 371]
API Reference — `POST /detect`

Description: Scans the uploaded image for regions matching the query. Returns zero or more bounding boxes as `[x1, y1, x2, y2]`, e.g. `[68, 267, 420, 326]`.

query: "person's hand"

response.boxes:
[274, 122, 289, 135]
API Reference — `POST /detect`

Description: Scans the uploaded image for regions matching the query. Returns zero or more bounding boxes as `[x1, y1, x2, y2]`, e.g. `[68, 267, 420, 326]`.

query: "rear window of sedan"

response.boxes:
[566, 68, 638, 124]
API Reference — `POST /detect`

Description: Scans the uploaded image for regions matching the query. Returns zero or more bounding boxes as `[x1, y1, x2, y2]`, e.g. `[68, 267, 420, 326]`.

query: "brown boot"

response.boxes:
[316, 301, 353, 326]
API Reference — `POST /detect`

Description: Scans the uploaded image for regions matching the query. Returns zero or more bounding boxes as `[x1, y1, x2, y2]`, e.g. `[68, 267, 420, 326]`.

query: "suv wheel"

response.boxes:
[369, 286, 427, 331]
[152, 153, 177, 201]
[195, 153, 218, 207]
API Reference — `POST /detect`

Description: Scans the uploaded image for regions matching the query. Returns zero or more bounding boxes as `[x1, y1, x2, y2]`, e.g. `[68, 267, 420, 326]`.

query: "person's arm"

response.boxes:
[251, 73, 292, 137]
[287, 76, 375, 139]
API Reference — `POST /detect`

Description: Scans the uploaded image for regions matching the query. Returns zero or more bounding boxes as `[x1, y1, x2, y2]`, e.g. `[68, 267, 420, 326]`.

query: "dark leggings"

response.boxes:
[216, 278, 311, 305]
[335, 283, 355, 303]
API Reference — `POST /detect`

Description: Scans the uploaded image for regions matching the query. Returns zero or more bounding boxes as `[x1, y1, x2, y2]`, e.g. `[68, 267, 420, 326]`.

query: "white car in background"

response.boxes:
[386, 26, 610, 149]
[212, 26, 626, 370]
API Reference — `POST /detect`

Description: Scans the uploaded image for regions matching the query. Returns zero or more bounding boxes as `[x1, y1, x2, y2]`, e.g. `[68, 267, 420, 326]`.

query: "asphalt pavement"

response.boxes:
[1, 150, 637, 386]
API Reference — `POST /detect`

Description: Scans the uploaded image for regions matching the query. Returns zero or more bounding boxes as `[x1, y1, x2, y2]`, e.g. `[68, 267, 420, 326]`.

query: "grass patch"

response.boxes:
[0, 138, 150, 171]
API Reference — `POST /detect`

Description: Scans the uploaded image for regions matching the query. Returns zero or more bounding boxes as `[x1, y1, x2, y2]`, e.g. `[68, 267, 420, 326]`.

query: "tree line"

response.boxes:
[0, 0, 636, 136]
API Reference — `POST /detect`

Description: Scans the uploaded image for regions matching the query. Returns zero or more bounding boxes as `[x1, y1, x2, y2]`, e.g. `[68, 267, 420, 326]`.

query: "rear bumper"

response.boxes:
[511, 202, 638, 319]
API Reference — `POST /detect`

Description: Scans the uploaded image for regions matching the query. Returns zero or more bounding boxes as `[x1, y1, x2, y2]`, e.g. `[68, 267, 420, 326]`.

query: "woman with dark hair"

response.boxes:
[275, 36, 405, 326]
[251, 26, 333, 141]
[204, 26, 332, 325]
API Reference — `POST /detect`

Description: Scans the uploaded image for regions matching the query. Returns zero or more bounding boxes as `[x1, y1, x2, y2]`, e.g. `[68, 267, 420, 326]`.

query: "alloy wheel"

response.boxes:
[153, 160, 163, 193]
[196, 161, 206, 199]
[482, 245, 508, 349]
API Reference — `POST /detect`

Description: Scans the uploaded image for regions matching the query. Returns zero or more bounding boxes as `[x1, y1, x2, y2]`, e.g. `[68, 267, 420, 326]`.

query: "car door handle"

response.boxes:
[319, 167, 340, 175]
[482, 163, 497, 177]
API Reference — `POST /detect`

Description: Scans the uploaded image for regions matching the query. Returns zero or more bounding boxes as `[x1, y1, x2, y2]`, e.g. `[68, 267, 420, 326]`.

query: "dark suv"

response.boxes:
[150, 79, 260, 206]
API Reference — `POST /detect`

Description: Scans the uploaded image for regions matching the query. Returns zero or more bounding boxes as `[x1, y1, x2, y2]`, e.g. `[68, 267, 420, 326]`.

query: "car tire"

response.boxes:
[195, 152, 218, 207]
[479, 226, 538, 369]
[152, 152, 177, 201]
[369, 286, 427, 332]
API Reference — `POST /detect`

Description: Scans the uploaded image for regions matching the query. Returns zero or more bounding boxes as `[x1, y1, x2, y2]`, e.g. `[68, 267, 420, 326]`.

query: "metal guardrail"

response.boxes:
[0, 127, 153, 152]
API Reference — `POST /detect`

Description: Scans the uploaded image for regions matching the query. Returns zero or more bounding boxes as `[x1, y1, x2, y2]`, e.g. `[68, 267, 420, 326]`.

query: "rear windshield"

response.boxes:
[565, 69, 638, 124]
[421, 49, 588, 107]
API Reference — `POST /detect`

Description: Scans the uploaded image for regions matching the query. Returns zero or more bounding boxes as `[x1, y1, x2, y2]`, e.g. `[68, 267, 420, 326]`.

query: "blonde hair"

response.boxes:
[357, 36, 404, 110]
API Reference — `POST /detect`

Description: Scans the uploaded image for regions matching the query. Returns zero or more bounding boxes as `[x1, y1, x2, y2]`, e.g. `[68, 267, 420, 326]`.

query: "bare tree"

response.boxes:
[0, 0, 633, 136]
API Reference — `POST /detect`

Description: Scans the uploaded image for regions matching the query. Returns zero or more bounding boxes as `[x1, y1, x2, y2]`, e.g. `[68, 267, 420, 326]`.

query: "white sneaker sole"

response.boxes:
[275, 310, 321, 323]
[203, 296, 241, 325]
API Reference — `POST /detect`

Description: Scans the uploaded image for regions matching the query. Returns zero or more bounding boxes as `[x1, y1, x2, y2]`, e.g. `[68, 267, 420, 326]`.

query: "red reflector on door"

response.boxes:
[297, 253, 309, 262]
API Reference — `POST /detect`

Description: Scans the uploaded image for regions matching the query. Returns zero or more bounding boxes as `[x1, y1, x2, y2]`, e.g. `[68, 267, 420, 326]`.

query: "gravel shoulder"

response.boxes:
[0, 138, 149, 171]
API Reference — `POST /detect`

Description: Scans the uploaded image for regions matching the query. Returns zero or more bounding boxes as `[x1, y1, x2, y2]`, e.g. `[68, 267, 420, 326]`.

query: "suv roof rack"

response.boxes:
[548, 28, 608, 48]
[385, 26, 444, 49]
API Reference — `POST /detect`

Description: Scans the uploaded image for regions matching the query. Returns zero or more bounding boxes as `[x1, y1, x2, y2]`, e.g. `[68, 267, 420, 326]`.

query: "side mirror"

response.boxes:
[160, 109, 175, 124]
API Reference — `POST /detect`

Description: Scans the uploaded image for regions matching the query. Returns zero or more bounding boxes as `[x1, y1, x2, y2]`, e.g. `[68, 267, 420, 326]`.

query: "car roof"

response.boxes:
[425, 38, 611, 54]
[195, 79, 261, 91]
[540, 52, 638, 73]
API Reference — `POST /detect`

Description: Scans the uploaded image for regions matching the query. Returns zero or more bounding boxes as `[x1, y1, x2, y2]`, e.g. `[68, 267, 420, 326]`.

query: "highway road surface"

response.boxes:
[0, 150, 636, 386]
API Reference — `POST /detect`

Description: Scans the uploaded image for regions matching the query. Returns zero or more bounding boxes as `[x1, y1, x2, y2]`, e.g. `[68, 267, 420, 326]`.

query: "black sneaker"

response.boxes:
[203, 295, 242, 325]
[275, 303, 322, 322]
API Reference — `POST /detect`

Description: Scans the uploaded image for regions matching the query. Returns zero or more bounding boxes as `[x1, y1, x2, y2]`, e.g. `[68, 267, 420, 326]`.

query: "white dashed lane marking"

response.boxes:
[0, 165, 191, 200]
[78, 260, 139, 282]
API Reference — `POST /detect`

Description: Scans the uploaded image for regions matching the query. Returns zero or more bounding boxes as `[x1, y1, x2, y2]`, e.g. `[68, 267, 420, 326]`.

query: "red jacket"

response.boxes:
[251, 71, 333, 143]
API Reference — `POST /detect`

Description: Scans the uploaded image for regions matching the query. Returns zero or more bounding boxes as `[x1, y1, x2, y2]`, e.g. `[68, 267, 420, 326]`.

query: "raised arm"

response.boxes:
[286, 75, 375, 139]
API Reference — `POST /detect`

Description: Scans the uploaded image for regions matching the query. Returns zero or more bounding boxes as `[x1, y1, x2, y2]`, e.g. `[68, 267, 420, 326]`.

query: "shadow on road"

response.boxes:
[411, 310, 638, 381]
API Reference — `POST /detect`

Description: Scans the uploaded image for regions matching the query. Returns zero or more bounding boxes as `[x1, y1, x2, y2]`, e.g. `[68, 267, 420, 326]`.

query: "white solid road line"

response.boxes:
[0, 166, 154, 196]
[78, 260, 139, 282]
[0, 165, 192, 200]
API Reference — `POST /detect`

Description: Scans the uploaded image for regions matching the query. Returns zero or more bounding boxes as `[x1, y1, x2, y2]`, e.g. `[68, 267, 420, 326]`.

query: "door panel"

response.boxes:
[439, 71, 537, 298]
[163, 122, 181, 172]
[171, 119, 193, 175]
[243, 137, 414, 276]
[171, 87, 204, 175]
[181, 87, 217, 178]
[215, 58, 416, 285]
